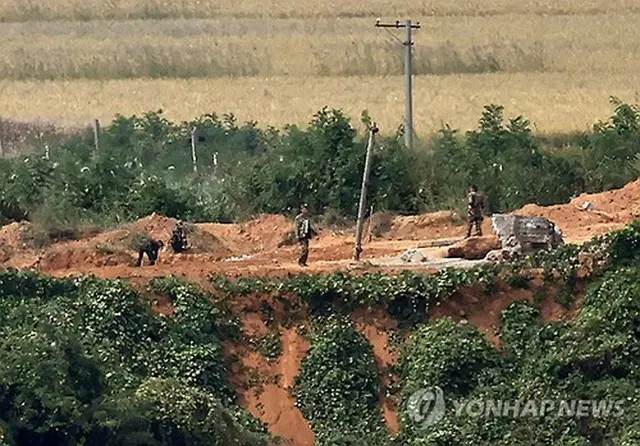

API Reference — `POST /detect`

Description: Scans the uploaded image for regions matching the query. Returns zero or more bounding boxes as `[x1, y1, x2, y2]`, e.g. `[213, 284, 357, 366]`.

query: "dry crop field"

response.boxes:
[1, 0, 640, 135]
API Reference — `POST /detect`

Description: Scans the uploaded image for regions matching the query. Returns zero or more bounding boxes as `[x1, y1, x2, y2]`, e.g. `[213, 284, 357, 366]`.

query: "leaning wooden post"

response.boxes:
[354, 123, 378, 260]
[191, 126, 198, 173]
[93, 119, 100, 151]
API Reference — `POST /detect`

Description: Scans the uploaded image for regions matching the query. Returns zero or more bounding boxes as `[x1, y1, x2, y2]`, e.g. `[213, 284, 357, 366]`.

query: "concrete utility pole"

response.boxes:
[375, 19, 421, 150]
[354, 123, 379, 261]
[93, 119, 100, 151]
[191, 127, 198, 173]
[0, 119, 4, 157]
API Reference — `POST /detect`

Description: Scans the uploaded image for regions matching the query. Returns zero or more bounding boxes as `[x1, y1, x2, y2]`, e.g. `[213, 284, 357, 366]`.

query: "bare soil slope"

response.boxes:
[1, 179, 638, 277]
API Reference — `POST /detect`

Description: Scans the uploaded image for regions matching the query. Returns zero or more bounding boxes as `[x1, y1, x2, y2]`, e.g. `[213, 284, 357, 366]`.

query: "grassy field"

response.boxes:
[0, 2, 639, 135]
[2, 74, 638, 135]
[1, 14, 639, 79]
[1, 0, 638, 21]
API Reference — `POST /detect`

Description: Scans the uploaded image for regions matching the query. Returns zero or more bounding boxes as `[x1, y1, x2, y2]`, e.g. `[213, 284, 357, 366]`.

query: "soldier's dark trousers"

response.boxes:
[136, 249, 158, 266]
[466, 217, 483, 238]
[298, 238, 309, 266]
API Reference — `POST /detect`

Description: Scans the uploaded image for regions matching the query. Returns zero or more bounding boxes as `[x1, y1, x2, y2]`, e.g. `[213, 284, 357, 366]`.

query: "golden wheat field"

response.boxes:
[1, 0, 640, 135]
[1, 0, 638, 21]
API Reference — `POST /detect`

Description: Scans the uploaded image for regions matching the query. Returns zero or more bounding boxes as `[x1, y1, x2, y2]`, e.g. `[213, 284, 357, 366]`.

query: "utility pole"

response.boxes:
[354, 123, 378, 261]
[375, 19, 420, 150]
[93, 119, 100, 151]
[191, 127, 198, 173]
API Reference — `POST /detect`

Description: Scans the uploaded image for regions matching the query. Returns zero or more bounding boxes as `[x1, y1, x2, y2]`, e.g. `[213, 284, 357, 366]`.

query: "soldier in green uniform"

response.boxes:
[294, 204, 317, 267]
[135, 238, 164, 266]
[466, 185, 489, 238]
[170, 221, 189, 253]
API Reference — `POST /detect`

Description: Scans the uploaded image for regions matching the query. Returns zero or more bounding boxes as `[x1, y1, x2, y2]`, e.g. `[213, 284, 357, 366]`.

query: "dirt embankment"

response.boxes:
[515, 178, 640, 242]
[1, 178, 639, 276]
[223, 292, 315, 446]
[145, 275, 580, 445]
[430, 275, 584, 348]
[0, 176, 635, 445]
[351, 308, 401, 433]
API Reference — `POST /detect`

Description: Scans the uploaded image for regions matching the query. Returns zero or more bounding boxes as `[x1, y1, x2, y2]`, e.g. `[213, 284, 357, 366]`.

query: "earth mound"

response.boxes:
[447, 236, 501, 260]
[115, 213, 233, 258]
[515, 178, 640, 241]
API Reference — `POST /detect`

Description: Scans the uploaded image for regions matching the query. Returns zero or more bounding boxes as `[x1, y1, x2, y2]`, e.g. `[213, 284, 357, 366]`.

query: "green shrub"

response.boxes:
[135, 378, 269, 445]
[294, 314, 389, 445]
[0, 270, 268, 445]
[400, 318, 500, 399]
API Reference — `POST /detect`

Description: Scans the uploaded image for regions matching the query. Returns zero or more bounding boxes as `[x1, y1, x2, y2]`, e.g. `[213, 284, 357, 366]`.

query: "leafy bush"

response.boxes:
[400, 318, 500, 399]
[135, 378, 269, 445]
[397, 252, 640, 445]
[149, 276, 242, 343]
[0, 270, 268, 445]
[294, 314, 389, 445]
[499, 301, 542, 362]
[0, 268, 80, 300]
[601, 219, 640, 267]
[4, 98, 640, 228]
[568, 267, 640, 375]
[251, 332, 282, 362]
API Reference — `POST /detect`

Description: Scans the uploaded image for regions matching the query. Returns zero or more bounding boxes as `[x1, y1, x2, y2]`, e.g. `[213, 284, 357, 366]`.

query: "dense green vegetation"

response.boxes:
[294, 314, 388, 445]
[292, 221, 640, 445]
[0, 273, 269, 445]
[395, 264, 640, 445]
[1, 97, 639, 233]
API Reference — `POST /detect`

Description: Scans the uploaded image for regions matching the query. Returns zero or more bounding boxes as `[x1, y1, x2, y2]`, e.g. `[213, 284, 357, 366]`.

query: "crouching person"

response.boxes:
[136, 238, 164, 266]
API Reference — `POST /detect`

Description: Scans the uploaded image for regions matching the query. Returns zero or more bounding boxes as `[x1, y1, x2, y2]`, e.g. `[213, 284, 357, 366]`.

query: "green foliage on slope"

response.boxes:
[294, 314, 389, 445]
[0, 271, 269, 445]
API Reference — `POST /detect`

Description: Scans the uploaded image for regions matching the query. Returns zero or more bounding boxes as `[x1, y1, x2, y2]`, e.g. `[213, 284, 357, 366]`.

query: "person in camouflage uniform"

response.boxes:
[135, 238, 164, 266]
[294, 204, 317, 267]
[170, 221, 189, 253]
[466, 184, 489, 238]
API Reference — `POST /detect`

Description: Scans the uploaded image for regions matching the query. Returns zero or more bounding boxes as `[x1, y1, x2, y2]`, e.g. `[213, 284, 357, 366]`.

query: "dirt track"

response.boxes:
[2, 179, 638, 280]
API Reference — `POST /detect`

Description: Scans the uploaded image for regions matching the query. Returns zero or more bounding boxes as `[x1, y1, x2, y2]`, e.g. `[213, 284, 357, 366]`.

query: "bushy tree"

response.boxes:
[295, 314, 389, 445]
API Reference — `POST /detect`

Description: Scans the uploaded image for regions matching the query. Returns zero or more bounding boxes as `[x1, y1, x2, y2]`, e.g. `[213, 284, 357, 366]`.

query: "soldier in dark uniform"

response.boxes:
[466, 185, 489, 238]
[135, 238, 164, 266]
[170, 221, 189, 253]
[294, 204, 317, 267]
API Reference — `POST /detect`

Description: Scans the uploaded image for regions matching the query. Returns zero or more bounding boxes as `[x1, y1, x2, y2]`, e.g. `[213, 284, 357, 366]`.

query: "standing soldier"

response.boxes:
[135, 238, 164, 266]
[170, 221, 189, 253]
[466, 185, 489, 238]
[294, 204, 317, 267]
